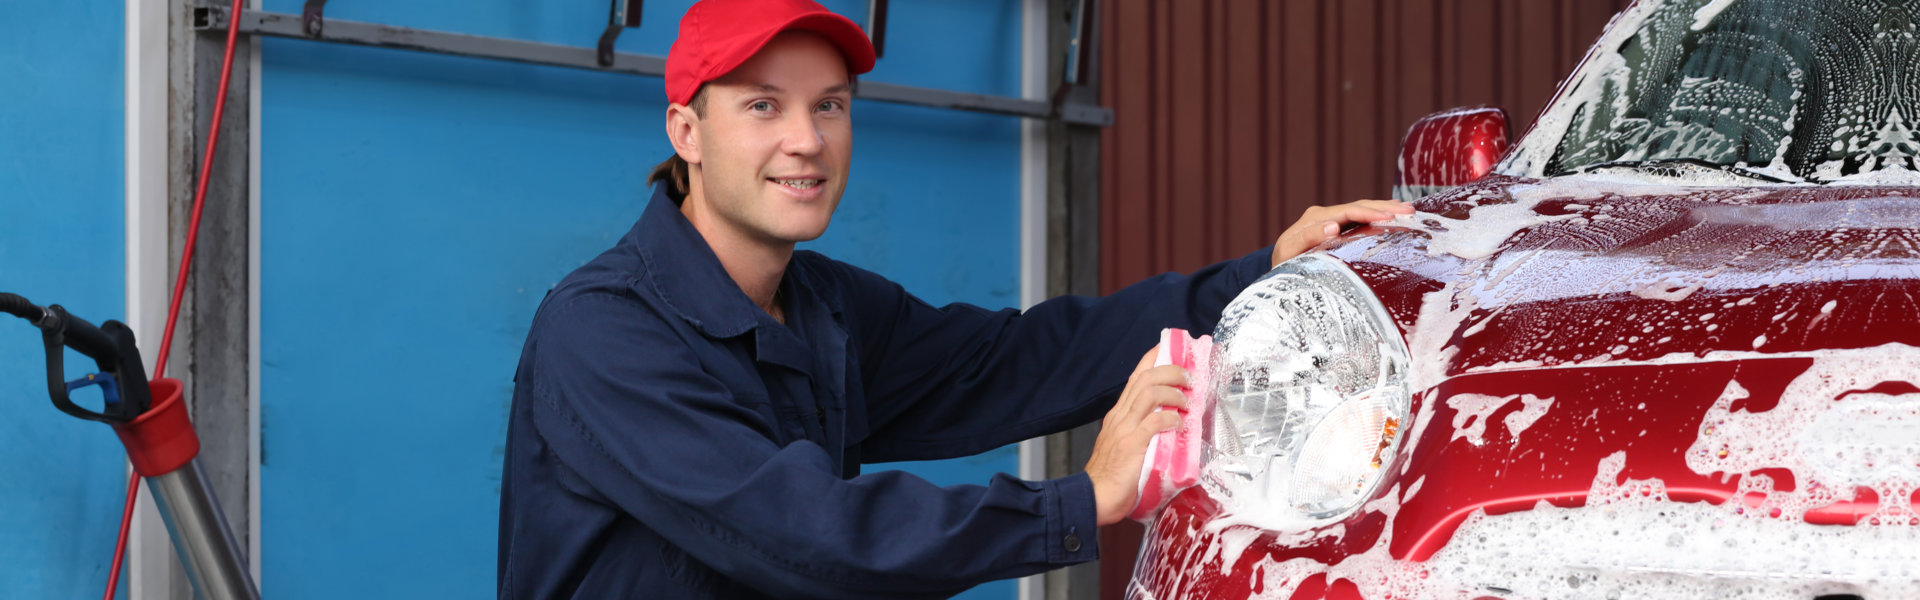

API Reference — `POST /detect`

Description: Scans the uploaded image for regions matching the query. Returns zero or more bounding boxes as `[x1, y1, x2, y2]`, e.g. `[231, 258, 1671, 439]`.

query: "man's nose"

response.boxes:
[781, 113, 825, 156]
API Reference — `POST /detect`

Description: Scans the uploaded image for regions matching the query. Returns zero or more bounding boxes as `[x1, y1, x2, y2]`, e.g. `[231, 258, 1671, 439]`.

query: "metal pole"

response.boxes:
[146, 459, 261, 600]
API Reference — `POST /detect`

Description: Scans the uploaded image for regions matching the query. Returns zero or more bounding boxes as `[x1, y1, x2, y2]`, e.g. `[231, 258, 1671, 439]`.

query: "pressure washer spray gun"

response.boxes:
[1, 292, 259, 600]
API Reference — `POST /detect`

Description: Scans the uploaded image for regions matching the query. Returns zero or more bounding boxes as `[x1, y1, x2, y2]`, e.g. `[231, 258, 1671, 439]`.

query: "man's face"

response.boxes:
[682, 32, 853, 246]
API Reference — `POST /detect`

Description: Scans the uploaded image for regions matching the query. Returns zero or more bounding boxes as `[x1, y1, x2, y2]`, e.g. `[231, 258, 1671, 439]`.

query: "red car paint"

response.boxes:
[1129, 174, 1920, 599]
[1127, 0, 1920, 595]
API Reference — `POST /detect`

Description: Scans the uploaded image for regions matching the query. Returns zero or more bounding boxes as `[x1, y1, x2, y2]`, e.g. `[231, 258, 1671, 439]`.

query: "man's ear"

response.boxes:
[665, 104, 702, 165]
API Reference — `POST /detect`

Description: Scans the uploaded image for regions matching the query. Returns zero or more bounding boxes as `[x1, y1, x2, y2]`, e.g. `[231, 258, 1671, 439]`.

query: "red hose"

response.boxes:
[106, 0, 247, 596]
[103, 471, 139, 598]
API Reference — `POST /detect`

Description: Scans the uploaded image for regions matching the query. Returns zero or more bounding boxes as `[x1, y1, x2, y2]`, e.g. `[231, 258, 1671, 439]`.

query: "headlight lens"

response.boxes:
[1203, 253, 1412, 523]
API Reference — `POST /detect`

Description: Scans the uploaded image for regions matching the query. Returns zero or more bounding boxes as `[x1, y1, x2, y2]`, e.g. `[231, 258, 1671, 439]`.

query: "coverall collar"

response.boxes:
[629, 184, 828, 374]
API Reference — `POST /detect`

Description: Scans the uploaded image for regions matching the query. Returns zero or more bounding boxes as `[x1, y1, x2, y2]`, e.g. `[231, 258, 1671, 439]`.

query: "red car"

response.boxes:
[1126, 1, 1920, 598]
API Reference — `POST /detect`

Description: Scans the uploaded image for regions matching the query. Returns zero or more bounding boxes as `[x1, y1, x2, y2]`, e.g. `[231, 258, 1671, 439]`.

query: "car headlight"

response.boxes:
[1202, 253, 1413, 524]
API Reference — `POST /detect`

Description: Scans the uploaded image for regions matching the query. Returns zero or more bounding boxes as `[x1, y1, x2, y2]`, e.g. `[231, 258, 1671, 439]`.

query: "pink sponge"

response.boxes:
[1129, 328, 1214, 522]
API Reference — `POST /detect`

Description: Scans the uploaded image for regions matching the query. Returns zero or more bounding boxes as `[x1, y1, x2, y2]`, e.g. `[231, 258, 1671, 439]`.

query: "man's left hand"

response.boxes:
[1271, 199, 1415, 267]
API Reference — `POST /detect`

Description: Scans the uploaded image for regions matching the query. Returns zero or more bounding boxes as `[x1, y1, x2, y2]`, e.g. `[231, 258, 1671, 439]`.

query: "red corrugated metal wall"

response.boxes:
[1098, 0, 1633, 294]
[1093, 1, 1631, 595]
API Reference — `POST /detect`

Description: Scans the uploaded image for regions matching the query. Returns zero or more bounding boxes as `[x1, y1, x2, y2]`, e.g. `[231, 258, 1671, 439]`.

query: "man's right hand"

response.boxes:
[1271, 199, 1414, 267]
[1084, 345, 1190, 526]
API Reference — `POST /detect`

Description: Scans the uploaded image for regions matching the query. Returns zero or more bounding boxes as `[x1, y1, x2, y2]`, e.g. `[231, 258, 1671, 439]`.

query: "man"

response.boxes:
[497, 0, 1412, 597]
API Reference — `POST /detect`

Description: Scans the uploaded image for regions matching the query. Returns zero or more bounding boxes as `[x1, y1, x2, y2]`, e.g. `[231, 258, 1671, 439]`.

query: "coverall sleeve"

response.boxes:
[835, 247, 1274, 462]
[522, 293, 1101, 599]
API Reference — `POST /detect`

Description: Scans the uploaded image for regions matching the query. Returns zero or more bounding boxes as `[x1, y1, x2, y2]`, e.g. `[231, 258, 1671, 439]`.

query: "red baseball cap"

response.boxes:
[665, 0, 877, 106]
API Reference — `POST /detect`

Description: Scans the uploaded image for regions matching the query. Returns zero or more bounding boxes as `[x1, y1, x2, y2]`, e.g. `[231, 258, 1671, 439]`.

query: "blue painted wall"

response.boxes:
[257, 0, 1025, 597]
[0, 3, 128, 598]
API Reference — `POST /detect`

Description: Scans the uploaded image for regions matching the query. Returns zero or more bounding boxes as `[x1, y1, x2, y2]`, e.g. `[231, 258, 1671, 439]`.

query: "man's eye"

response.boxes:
[817, 100, 844, 112]
[750, 101, 774, 112]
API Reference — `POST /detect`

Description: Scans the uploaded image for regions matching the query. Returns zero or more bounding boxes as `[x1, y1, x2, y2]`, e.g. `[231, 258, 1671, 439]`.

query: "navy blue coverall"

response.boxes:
[498, 184, 1272, 598]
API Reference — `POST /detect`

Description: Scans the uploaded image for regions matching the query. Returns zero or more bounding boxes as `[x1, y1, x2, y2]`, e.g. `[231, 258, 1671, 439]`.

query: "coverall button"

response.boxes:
[1063, 532, 1082, 553]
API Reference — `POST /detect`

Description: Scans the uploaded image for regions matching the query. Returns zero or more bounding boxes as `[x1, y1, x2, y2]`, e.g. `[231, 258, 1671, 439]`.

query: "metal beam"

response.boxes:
[1042, 0, 1106, 597]
[133, 2, 258, 599]
[183, 0, 256, 588]
[867, 0, 888, 58]
[193, 6, 1114, 127]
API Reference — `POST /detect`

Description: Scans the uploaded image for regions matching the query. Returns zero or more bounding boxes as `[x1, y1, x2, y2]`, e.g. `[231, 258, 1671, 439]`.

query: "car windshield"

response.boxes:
[1540, 0, 1920, 183]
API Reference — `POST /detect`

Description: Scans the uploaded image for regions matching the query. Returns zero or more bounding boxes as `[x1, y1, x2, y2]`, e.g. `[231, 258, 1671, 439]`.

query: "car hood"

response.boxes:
[1328, 173, 1920, 393]
[1123, 175, 1920, 600]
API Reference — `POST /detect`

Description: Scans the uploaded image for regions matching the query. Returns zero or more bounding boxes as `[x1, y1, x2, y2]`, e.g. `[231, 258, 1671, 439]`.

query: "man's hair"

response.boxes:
[649, 88, 709, 205]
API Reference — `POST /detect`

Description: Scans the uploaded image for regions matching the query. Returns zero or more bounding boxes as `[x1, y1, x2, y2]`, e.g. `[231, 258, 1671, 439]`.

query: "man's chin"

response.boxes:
[768, 207, 837, 244]
[757, 217, 832, 245]
[782, 225, 832, 244]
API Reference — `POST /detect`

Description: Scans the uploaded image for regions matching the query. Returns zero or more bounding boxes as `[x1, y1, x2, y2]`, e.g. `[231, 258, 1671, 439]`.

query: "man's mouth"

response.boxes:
[770, 178, 824, 190]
